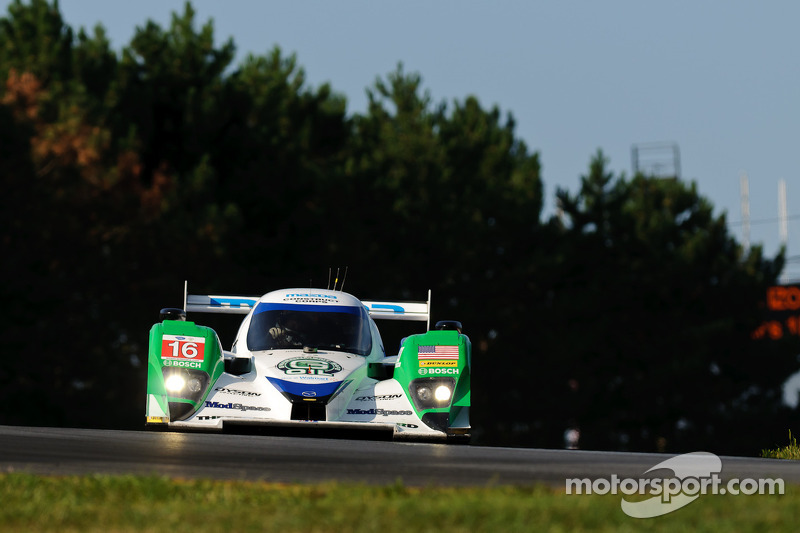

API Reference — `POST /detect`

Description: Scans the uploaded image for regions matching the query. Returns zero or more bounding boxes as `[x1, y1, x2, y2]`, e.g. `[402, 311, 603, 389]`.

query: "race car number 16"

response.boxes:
[161, 334, 206, 362]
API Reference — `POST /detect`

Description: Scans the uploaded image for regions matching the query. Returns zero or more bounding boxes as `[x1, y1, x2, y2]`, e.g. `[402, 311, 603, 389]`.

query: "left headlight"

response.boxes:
[409, 377, 455, 411]
[162, 368, 208, 399]
[165, 374, 186, 392]
[161, 367, 209, 421]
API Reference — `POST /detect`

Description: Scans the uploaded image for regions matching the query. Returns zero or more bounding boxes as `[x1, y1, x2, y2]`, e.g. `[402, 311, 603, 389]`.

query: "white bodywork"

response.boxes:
[151, 286, 468, 439]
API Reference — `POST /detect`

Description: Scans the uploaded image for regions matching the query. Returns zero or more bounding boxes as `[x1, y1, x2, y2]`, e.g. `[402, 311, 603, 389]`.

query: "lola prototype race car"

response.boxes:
[145, 284, 471, 441]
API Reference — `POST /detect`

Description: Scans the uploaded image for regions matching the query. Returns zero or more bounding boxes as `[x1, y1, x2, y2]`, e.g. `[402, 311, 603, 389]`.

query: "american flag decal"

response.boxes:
[417, 345, 460, 359]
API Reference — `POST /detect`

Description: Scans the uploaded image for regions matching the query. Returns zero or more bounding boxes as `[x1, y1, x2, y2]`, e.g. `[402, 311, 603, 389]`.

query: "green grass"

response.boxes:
[0, 473, 798, 532]
[762, 430, 800, 460]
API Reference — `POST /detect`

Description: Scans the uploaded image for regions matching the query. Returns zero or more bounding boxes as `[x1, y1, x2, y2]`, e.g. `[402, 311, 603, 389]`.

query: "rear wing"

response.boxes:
[183, 282, 431, 330]
[184, 282, 259, 315]
[362, 290, 431, 330]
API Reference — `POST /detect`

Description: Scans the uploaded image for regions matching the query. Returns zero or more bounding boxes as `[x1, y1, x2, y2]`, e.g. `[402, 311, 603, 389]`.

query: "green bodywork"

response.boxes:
[146, 320, 225, 422]
[395, 330, 471, 425]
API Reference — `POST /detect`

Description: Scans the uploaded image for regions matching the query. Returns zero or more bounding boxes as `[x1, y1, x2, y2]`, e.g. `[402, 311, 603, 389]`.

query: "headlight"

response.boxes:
[434, 385, 452, 402]
[165, 374, 186, 392]
[409, 377, 455, 411]
[161, 367, 211, 422]
[161, 368, 209, 401]
[187, 377, 202, 393]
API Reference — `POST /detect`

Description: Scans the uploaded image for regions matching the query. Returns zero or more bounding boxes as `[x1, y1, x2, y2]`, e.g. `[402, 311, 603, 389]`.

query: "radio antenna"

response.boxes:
[326, 268, 331, 290]
[333, 267, 340, 291]
[340, 266, 348, 291]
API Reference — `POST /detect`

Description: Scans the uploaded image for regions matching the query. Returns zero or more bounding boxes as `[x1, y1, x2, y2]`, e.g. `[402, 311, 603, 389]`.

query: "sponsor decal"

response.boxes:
[346, 408, 413, 416]
[163, 359, 202, 369]
[196, 416, 222, 420]
[367, 303, 405, 314]
[302, 391, 317, 397]
[278, 375, 332, 382]
[418, 367, 460, 375]
[355, 394, 403, 401]
[277, 357, 343, 376]
[146, 416, 168, 424]
[397, 423, 419, 428]
[417, 345, 459, 360]
[214, 387, 261, 397]
[209, 297, 256, 309]
[419, 360, 458, 367]
[161, 334, 205, 362]
[204, 401, 271, 412]
[284, 293, 338, 299]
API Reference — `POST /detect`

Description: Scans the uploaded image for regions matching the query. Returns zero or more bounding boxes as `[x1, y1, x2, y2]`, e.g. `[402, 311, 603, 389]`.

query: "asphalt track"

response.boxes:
[2, 425, 800, 487]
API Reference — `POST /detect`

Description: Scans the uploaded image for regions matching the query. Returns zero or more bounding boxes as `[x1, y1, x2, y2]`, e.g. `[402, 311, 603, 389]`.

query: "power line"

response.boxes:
[728, 214, 800, 227]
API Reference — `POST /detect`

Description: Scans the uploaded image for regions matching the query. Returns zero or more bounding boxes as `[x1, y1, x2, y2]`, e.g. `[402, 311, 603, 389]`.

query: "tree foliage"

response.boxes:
[0, 1, 795, 454]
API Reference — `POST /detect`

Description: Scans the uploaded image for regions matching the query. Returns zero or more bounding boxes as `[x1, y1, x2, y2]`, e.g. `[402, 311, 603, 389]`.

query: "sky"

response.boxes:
[5, 0, 800, 276]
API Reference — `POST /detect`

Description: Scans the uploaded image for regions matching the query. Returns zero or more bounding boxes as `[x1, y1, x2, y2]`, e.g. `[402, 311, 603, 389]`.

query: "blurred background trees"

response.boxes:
[1, 0, 796, 455]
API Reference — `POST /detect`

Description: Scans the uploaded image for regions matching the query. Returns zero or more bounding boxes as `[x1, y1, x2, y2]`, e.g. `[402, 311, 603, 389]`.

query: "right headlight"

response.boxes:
[409, 377, 456, 411]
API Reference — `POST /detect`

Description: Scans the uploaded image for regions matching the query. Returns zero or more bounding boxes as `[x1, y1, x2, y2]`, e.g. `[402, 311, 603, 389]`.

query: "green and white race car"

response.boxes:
[145, 284, 471, 441]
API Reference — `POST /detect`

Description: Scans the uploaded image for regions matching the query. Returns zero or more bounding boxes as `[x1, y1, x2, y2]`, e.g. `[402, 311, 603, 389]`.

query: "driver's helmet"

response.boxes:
[282, 312, 308, 333]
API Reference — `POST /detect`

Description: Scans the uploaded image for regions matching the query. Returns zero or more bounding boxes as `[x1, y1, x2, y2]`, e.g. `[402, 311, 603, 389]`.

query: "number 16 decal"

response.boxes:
[161, 334, 206, 362]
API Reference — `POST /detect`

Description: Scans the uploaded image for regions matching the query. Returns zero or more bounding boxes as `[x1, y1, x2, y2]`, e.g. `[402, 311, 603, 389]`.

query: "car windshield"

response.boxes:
[247, 303, 372, 356]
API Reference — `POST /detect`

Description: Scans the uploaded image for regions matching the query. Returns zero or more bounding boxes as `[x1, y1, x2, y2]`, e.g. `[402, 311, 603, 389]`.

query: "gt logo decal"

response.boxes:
[277, 357, 342, 376]
[161, 334, 205, 362]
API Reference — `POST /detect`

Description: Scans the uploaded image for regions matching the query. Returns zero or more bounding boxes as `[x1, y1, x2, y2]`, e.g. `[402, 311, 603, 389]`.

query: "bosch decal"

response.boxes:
[163, 359, 202, 369]
[418, 367, 460, 375]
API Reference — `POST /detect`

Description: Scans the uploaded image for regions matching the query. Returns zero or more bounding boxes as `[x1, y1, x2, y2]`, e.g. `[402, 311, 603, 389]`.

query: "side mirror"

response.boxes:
[435, 320, 462, 332]
[224, 351, 254, 376]
[368, 357, 397, 380]
[160, 308, 186, 321]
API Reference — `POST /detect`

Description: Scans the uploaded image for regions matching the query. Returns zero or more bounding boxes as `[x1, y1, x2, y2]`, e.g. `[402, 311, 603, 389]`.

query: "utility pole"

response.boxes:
[779, 179, 788, 247]
[740, 172, 750, 251]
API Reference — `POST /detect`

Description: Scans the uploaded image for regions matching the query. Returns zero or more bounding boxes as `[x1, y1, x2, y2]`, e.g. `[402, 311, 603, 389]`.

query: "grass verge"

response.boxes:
[762, 430, 800, 460]
[0, 472, 798, 532]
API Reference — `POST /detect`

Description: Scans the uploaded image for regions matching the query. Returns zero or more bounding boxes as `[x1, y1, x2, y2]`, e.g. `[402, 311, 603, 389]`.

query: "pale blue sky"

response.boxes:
[5, 0, 799, 272]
